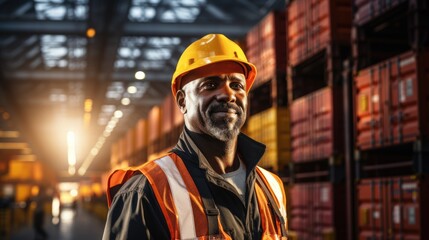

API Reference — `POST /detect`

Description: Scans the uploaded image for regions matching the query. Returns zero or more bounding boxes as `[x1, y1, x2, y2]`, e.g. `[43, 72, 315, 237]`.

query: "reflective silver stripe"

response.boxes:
[257, 167, 287, 219]
[155, 156, 197, 239]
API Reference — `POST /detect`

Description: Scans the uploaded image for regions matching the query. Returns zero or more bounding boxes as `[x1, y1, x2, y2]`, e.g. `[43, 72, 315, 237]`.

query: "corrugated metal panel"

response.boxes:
[161, 95, 174, 135]
[287, 0, 352, 66]
[246, 106, 290, 171]
[147, 106, 162, 155]
[357, 176, 429, 240]
[289, 182, 346, 239]
[148, 106, 161, 143]
[135, 118, 147, 150]
[355, 50, 429, 150]
[246, 11, 287, 88]
[125, 128, 135, 159]
[291, 87, 344, 162]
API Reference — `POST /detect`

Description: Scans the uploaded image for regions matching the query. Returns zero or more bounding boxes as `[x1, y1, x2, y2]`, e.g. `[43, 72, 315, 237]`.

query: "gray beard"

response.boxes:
[203, 114, 244, 142]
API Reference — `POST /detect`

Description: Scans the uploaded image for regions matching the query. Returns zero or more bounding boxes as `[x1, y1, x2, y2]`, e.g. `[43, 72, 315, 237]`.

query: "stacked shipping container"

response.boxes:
[245, 10, 290, 173]
[353, 0, 429, 239]
[287, 0, 351, 238]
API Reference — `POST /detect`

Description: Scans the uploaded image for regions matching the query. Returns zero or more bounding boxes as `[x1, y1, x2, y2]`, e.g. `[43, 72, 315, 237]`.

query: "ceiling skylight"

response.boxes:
[128, 0, 205, 22]
[34, 0, 88, 20]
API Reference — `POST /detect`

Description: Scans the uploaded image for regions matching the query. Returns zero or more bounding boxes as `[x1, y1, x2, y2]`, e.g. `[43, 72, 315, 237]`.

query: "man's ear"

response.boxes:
[175, 90, 187, 114]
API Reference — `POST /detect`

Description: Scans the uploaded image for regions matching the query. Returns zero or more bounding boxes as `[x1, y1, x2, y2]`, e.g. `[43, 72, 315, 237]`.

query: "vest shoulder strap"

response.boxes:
[256, 167, 288, 238]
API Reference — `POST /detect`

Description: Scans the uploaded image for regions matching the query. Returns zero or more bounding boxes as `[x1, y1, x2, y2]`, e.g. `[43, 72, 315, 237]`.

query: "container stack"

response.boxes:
[286, 0, 352, 238]
[352, 0, 429, 239]
[244, 10, 290, 173]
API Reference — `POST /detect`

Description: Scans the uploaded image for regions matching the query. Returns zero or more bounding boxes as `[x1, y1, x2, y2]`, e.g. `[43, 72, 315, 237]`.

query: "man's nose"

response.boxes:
[216, 84, 236, 102]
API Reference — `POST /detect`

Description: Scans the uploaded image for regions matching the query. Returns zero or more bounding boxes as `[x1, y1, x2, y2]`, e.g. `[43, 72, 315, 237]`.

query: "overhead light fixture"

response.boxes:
[121, 97, 130, 106]
[67, 131, 76, 175]
[127, 86, 137, 94]
[114, 110, 123, 118]
[135, 71, 145, 80]
[86, 28, 96, 38]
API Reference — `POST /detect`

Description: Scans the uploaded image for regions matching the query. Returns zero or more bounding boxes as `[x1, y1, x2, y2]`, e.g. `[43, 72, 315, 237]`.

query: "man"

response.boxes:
[103, 34, 288, 240]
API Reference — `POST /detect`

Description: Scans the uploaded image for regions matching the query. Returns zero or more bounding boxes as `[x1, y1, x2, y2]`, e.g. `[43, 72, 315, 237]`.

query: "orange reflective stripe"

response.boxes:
[139, 160, 179, 239]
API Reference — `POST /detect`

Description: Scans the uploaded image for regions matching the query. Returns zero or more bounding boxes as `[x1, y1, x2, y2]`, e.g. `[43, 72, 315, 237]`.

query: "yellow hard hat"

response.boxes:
[171, 34, 257, 97]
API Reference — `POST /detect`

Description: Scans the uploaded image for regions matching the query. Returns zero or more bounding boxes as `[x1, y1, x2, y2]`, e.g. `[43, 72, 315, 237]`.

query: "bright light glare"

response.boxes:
[135, 71, 145, 80]
[114, 110, 123, 118]
[67, 131, 76, 166]
[121, 98, 130, 105]
[70, 189, 78, 197]
[127, 86, 137, 94]
[52, 197, 60, 218]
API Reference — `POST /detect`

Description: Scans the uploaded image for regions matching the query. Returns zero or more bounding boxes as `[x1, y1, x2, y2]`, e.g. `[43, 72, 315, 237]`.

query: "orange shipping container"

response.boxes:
[287, 0, 352, 66]
[289, 182, 346, 239]
[290, 87, 344, 162]
[355, 50, 429, 150]
[135, 118, 147, 150]
[147, 106, 161, 144]
[161, 95, 174, 135]
[246, 11, 287, 88]
[357, 176, 429, 240]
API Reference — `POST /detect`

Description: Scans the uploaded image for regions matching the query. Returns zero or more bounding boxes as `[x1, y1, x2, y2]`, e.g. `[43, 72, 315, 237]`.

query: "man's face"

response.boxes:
[179, 73, 248, 141]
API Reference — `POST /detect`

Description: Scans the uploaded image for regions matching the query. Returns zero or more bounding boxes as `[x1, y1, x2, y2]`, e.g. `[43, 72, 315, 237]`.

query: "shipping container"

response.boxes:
[287, 0, 352, 66]
[246, 11, 287, 88]
[147, 106, 162, 156]
[160, 95, 174, 152]
[289, 182, 346, 240]
[135, 118, 147, 151]
[246, 106, 290, 172]
[125, 128, 135, 160]
[355, 50, 429, 150]
[290, 87, 344, 163]
[352, 0, 428, 71]
[357, 176, 429, 240]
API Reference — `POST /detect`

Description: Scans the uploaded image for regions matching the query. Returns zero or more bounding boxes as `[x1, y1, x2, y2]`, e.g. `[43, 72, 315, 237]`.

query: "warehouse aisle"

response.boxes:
[10, 206, 105, 240]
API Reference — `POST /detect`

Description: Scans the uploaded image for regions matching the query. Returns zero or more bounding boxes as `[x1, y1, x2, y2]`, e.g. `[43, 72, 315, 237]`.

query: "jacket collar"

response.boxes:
[172, 126, 266, 173]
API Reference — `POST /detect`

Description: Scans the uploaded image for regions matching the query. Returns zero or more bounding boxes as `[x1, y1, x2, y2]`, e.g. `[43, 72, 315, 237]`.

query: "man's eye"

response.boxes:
[231, 82, 245, 90]
[203, 81, 217, 90]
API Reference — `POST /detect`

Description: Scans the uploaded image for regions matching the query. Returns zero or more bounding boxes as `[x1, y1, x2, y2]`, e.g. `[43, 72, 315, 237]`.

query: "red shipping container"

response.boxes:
[289, 182, 346, 239]
[355, 51, 429, 150]
[125, 128, 135, 158]
[135, 118, 147, 150]
[287, 0, 352, 66]
[357, 176, 429, 240]
[161, 95, 174, 135]
[246, 11, 287, 88]
[291, 87, 344, 162]
[147, 106, 161, 156]
[354, 0, 407, 26]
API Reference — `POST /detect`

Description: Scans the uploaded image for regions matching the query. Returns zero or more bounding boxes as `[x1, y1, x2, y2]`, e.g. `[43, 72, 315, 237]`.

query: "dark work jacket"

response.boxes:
[102, 127, 267, 240]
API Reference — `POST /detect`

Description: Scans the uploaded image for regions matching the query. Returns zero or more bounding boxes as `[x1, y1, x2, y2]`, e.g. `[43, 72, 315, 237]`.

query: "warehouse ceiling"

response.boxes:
[0, 0, 284, 180]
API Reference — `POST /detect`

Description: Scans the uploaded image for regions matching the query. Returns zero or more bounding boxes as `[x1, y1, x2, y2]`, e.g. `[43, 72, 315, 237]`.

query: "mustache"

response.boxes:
[208, 102, 242, 115]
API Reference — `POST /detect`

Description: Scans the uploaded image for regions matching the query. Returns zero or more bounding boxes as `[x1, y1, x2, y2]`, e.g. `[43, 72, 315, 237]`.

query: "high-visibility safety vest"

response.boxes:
[107, 153, 288, 240]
